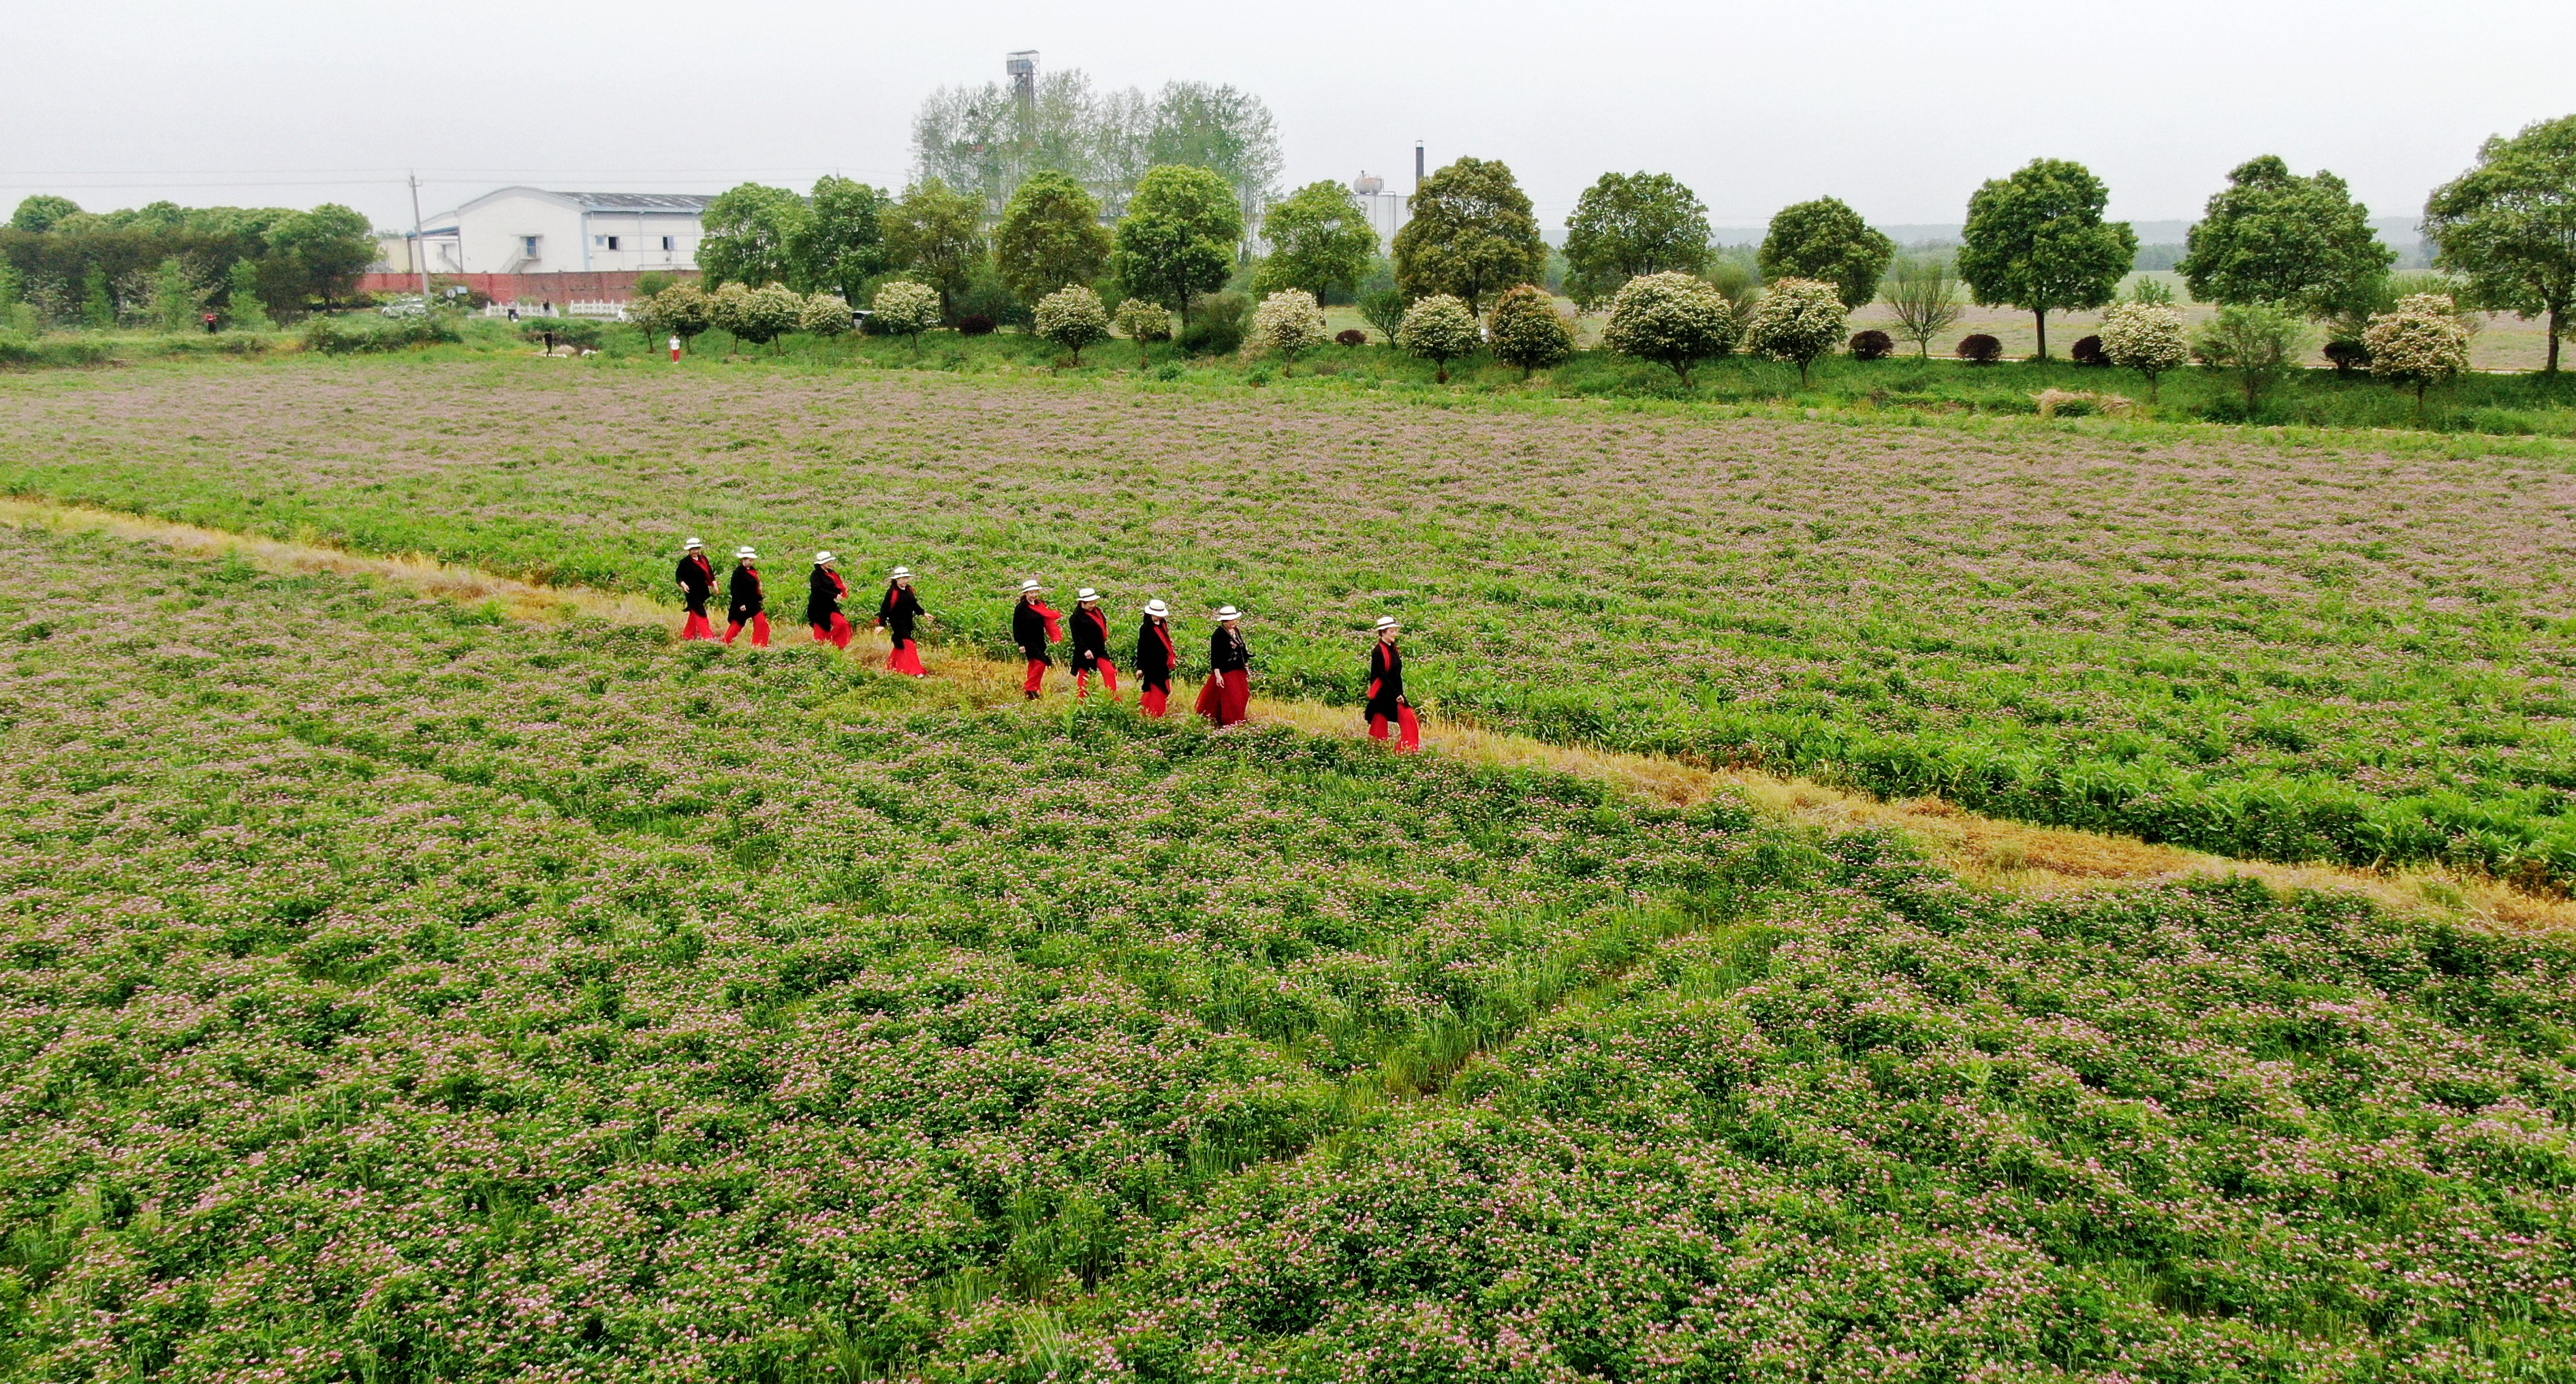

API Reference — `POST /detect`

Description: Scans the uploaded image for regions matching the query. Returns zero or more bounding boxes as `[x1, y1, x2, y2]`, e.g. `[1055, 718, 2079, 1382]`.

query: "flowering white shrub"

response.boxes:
[796, 293, 852, 338]
[2364, 294, 2472, 410]
[2099, 300, 2190, 399]
[1601, 271, 1736, 384]
[1248, 289, 1329, 367]
[1033, 284, 1113, 364]
[1115, 296, 1171, 344]
[1396, 294, 1480, 382]
[1485, 283, 1574, 376]
[636, 282, 711, 341]
[1740, 277, 1848, 385]
[870, 280, 943, 339]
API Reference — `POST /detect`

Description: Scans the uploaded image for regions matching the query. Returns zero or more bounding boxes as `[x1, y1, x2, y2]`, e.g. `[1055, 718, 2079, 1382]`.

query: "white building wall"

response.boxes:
[572, 212, 702, 272]
[402, 189, 710, 274]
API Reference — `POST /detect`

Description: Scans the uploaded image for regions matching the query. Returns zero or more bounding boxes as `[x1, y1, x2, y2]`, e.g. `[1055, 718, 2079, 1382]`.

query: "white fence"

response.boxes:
[480, 300, 630, 321]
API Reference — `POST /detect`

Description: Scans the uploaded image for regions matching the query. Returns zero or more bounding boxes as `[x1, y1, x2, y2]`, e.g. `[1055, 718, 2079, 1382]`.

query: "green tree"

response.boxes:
[10, 194, 81, 233]
[2193, 303, 2312, 415]
[1957, 158, 2137, 359]
[792, 176, 891, 301]
[1758, 198, 1895, 310]
[2424, 114, 2576, 374]
[1560, 172, 1712, 310]
[993, 171, 1114, 305]
[266, 204, 375, 307]
[1112, 165, 1241, 328]
[1485, 283, 1575, 377]
[640, 283, 712, 346]
[871, 280, 943, 344]
[1114, 296, 1170, 365]
[1396, 294, 1480, 382]
[698, 183, 808, 290]
[1881, 255, 1965, 358]
[1394, 156, 1546, 315]
[223, 258, 271, 331]
[1358, 288, 1408, 345]
[82, 267, 114, 329]
[1742, 277, 1849, 386]
[885, 180, 989, 320]
[1253, 180, 1377, 302]
[2178, 155, 2393, 322]
[148, 257, 202, 332]
[1601, 271, 1738, 384]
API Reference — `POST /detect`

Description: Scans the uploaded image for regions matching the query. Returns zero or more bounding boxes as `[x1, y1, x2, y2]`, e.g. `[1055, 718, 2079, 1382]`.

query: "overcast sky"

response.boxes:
[7, 0, 2571, 235]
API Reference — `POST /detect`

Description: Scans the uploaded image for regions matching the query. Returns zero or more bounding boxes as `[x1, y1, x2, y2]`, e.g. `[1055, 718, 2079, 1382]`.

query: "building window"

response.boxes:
[521, 235, 539, 258]
[661, 236, 676, 251]
[599, 235, 619, 250]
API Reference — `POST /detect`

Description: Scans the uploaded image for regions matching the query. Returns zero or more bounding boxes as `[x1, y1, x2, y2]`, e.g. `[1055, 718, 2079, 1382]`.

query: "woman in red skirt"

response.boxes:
[807, 552, 853, 648]
[877, 565, 927, 675]
[723, 546, 770, 646]
[1135, 599, 1176, 717]
[1365, 615, 1419, 751]
[1070, 587, 1119, 699]
[675, 538, 717, 640]
[1013, 579, 1063, 699]
[1196, 605, 1251, 726]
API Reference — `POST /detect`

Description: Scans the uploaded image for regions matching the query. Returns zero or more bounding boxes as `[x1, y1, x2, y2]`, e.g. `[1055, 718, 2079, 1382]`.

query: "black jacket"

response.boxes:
[878, 582, 922, 642]
[1210, 625, 1248, 673]
[1366, 640, 1406, 719]
[1070, 606, 1111, 672]
[676, 554, 715, 613]
[1013, 599, 1056, 663]
[806, 567, 845, 627]
[727, 563, 764, 622]
[1135, 617, 1176, 689]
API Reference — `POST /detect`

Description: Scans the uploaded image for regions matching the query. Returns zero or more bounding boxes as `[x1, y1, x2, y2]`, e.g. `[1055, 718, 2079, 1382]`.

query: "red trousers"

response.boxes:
[1140, 684, 1169, 718]
[1370, 706, 1421, 752]
[680, 612, 715, 640]
[724, 614, 771, 647]
[1022, 659, 1050, 695]
[1077, 660, 1119, 698]
[885, 638, 925, 676]
[1196, 670, 1248, 726]
[812, 614, 851, 649]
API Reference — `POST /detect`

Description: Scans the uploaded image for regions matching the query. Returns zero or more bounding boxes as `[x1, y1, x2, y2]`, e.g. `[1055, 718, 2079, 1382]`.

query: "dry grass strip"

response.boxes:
[10, 495, 2566, 934]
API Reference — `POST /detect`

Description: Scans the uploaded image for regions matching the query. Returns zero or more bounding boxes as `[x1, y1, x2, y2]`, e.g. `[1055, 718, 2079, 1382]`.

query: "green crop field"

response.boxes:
[7, 356, 2576, 887]
[4, 514, 2573, 1381]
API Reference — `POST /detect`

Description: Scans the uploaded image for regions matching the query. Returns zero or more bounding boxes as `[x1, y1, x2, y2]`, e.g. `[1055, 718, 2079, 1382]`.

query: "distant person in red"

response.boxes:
[1365, 615, 1419, 751]
[1134, 598, 1176, 717]
[1013, 579, 1063, 699]
[723, 546, 770, 647]
[807, 551, 853, 648]
[1069, 587, 1119, 699]
[674, 538, 717, 640]
[877, 566, 927, 676]
[1196, 605, 1251, 726]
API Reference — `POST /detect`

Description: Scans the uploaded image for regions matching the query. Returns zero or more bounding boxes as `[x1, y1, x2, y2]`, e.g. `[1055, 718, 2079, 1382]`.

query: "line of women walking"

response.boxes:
[674, 541, 1415, 749]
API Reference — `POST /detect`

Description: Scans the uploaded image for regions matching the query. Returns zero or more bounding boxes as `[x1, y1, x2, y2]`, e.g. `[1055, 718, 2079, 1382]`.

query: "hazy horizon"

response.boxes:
[7, 0, 2571, 237]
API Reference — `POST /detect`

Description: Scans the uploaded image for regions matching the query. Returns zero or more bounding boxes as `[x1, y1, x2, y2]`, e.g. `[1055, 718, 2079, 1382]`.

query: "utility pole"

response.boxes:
[407, 172, 432, 307]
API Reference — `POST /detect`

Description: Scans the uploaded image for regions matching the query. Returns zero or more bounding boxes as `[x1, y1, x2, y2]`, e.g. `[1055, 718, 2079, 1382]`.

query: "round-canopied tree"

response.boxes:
[1560, 172, 1713, 310]
[1248, 288, 1328, 371]
[2424, 115, 2576, 374]
[797, 293, 853, 338]
[1601, 270, 1738, 385]
[715, 283, 804, 351]
[2099, 300, 2190, 400]
[2192, 303, 2312, 415]
[1396, 294, 1481, 382]
[1394, 156, 1547, 316]
[1958, 158, 2138, 359]
[885, 179, 987, 320]
[1033, 283, 1113, 366]
[1115, 296, 1172, 366]
[790, 175, 890, 302]
[697, 183, 808, 289]
[1254, 181, 1379, 302]
[994, 171, 1114, 306]
[1758, 198, 1896, 310]
[641, 283, 712, 347]
[2178, 155, 2393, 321]
[870, 279, 943, 345]
[2364, 292, 2473, 419]
[1486, 283, 1575, 377]
[1113, 165, 1242, 330]
[1742, 277, 1849, 386]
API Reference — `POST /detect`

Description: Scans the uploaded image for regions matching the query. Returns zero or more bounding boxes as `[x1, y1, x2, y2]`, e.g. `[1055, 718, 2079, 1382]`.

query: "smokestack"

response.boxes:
[1414, 141, 1425, 192]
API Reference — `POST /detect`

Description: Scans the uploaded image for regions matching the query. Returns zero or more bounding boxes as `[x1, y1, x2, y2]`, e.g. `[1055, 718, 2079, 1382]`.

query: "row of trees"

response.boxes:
[0, 195, 377, 329]
[911, 72, 1281, 225]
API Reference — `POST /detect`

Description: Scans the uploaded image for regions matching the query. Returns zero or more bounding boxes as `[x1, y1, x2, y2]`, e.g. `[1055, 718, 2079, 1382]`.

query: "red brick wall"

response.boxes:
[356, 270, 697, 303]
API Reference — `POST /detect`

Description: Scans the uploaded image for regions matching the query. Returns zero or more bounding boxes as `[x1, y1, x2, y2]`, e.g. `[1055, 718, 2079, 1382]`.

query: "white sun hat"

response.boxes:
[1216, 605, 1241, 621]
[1077, 586, 1099, 602]
[1020, 579, 1042, 593]
[815, 550, 835, 565]
[736, 546, 757, 559]
[1375, 615, 1400, 631]
[684, 537, 704, 550]
[1144, 599, 1169, 618]
[891, 566, 912, 580]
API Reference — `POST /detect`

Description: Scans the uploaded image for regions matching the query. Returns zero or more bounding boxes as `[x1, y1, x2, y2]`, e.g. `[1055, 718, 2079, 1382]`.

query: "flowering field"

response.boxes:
[5, 359, 2576, 883]
[4, 523, 2574, 1381]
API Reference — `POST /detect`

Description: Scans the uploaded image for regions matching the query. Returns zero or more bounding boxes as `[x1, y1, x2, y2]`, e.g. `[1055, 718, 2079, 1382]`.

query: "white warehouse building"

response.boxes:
[379, 187, 713, 276]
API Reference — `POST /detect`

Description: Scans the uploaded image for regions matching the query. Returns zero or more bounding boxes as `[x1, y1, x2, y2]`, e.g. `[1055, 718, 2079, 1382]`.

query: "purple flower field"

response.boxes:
[3, 522, 2571, 1381]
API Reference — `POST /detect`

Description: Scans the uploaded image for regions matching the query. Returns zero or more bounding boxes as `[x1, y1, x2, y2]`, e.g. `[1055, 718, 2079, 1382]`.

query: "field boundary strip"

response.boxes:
[8, 492, 2570, 935]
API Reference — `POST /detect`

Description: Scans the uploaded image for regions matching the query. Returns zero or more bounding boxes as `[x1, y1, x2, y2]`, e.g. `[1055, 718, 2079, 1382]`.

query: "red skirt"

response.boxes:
[1197, 670, 1248, 726]
[886, 638, 925, 676]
